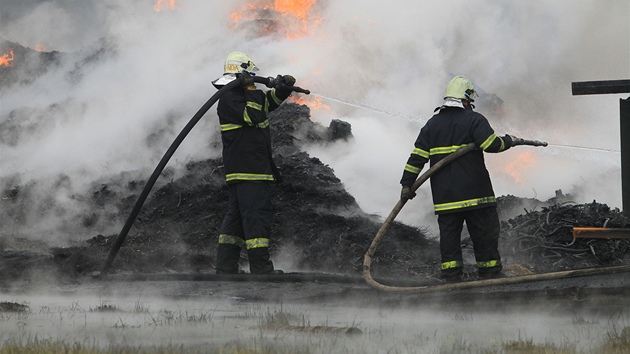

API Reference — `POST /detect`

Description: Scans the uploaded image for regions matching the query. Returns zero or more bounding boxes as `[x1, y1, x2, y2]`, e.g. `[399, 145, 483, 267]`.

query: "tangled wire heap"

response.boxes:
[500, 200, 630, 272]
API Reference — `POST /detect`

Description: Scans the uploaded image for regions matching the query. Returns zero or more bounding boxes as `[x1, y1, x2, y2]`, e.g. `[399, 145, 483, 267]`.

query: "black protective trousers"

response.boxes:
[437, 206, 502, 277]
[216, 181, 275, 274]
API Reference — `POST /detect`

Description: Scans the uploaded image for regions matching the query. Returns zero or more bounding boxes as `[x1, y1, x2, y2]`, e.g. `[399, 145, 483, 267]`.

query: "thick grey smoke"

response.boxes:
[0, 0, 628, 240]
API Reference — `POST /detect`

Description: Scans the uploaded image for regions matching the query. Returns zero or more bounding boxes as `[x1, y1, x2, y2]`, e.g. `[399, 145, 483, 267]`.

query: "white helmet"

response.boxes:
[213, 51, 260, 88]
[444, 75, 478, 102]
[223, 51, 259, 74]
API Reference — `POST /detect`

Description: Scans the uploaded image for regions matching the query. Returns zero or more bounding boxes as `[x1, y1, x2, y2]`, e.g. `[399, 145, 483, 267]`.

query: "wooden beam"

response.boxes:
[572, 79, 630, 95]
[573, 227, 630, 239]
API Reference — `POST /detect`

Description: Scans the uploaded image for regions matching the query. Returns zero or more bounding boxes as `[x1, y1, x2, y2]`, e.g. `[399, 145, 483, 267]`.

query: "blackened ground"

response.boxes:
[1, 100, 630, 287]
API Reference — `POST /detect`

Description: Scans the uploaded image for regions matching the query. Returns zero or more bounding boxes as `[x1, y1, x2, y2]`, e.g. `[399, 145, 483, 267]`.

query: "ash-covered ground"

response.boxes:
[2, 100, 630, 288]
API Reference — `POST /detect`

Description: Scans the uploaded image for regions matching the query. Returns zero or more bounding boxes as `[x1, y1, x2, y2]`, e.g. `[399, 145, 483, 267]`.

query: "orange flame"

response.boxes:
[0, 49, 14, 67]
[230, 0, 321, 39]
[34, 44, 48, 52]
[503, 150, 536, 184]
[155, 0, 176, 12]
[289, 95, 331, 112]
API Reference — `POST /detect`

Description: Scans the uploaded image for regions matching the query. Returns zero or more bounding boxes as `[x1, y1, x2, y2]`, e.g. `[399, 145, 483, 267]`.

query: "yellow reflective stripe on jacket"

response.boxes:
[479, 134, 497, 151]
[404, 163, 421, 174]
[222, 121, 268, 131]
[441, 260, 463, 270]
[498, 136, 506, 151]
[412, 147, 429, 159]
[243, 101, 262, 126]
[221, 123, 243, 131]
[247, 101, 263, 111]
[226, 173, 275, 182]
[477, 260, 501, 268]
[257, 119, 270, 128]
[219, 234, 246, 248]
[434, 196, 496, 212]
[246, 237, 269, 249]
[430, 144, 468, 155]
[270, 89, 283, 106]
[242, 100, 270, 128]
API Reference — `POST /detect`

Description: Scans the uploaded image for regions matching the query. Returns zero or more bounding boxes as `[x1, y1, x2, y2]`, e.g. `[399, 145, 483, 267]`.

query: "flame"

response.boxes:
[0, 49, 14, 67]
[34, 44, 48, 52]
[230, 0, 321, 38]
[289, 95, 331, 112]
[155, 0, 176, 12]
[503, 150, 536, 184]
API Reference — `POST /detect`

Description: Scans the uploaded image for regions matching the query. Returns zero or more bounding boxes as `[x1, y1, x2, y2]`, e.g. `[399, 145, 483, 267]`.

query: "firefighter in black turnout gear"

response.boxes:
[212, 52, 295, 274]
[400, 75, 516, 282]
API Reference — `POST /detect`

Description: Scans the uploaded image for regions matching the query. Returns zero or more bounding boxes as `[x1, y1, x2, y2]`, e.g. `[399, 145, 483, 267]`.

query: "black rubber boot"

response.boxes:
[247, 248, 276, 274]
[215, 244, 241, 274]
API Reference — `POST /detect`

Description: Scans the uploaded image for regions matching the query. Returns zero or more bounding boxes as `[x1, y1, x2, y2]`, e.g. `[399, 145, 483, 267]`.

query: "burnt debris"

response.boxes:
[1, 91, 630, 284]
[499, 196, 630, 273]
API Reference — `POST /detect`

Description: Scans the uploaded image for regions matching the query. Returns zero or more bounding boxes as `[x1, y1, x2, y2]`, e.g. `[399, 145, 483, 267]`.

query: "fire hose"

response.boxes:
[100, 76, 310, 275]
[360, 138, 630, 293]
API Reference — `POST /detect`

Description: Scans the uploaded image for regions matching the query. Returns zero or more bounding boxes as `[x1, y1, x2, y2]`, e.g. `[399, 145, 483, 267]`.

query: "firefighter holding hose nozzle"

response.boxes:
[211, 51, 296, 275]
[400, 75, 527, 283]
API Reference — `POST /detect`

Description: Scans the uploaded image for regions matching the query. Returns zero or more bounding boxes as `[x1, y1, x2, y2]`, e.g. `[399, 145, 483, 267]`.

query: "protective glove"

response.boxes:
[281, 74, 296, 87]
[400, 186, 416, 201]
[239, 71, 255, 89]
[262, 76, 275, 88]
[267, 74, 296, 88]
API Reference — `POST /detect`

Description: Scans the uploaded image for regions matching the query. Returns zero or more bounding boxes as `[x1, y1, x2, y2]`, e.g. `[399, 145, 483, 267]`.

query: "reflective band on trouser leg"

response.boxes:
[220, 123, 243, 131]
[219, 234, 245, 248]
[246, 238, 270, 250]
[441, 260, 463, 270]
[226, 173, 275, 182]
[476, 260, 501, 269]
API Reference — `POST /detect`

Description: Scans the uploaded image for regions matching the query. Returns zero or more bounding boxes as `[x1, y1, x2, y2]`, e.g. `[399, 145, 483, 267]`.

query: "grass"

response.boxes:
[2, 299, 630, 353]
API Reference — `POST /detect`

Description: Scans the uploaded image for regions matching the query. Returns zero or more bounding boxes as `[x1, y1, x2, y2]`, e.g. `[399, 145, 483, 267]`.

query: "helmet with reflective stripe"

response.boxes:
[224, 51, 259, 74]
[444, 75, 478, 102]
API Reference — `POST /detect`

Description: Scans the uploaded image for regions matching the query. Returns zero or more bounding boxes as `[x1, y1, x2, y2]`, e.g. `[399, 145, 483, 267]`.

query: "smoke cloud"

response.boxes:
[0, 0, 628, 240]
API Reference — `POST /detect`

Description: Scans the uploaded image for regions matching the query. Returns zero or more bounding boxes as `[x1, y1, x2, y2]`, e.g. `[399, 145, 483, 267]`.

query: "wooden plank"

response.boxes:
[572, 227, 630, 239]
[572, 79, 630, 95]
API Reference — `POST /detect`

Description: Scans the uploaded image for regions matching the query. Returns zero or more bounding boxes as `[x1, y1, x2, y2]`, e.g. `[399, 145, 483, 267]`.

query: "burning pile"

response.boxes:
[229, 0, 322, 39]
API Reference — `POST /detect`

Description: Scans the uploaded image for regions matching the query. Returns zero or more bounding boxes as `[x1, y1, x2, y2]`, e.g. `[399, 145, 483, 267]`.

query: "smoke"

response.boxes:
[0, 0, 628, 240]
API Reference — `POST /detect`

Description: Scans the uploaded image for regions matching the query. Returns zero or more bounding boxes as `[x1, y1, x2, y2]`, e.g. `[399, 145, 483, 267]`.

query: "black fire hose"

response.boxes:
[363, 138, 551, 292]
[100, 76, 310, 275]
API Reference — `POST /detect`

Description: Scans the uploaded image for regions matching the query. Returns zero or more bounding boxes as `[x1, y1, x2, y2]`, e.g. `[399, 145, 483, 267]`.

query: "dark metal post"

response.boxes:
[572, 79, 630, 216]
[621, 98, 630, 215]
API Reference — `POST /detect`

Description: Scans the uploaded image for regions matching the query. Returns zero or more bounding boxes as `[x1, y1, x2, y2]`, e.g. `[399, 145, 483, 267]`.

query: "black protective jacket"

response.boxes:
[217, 85, 291, 184]
[400, 105, 512, 214]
